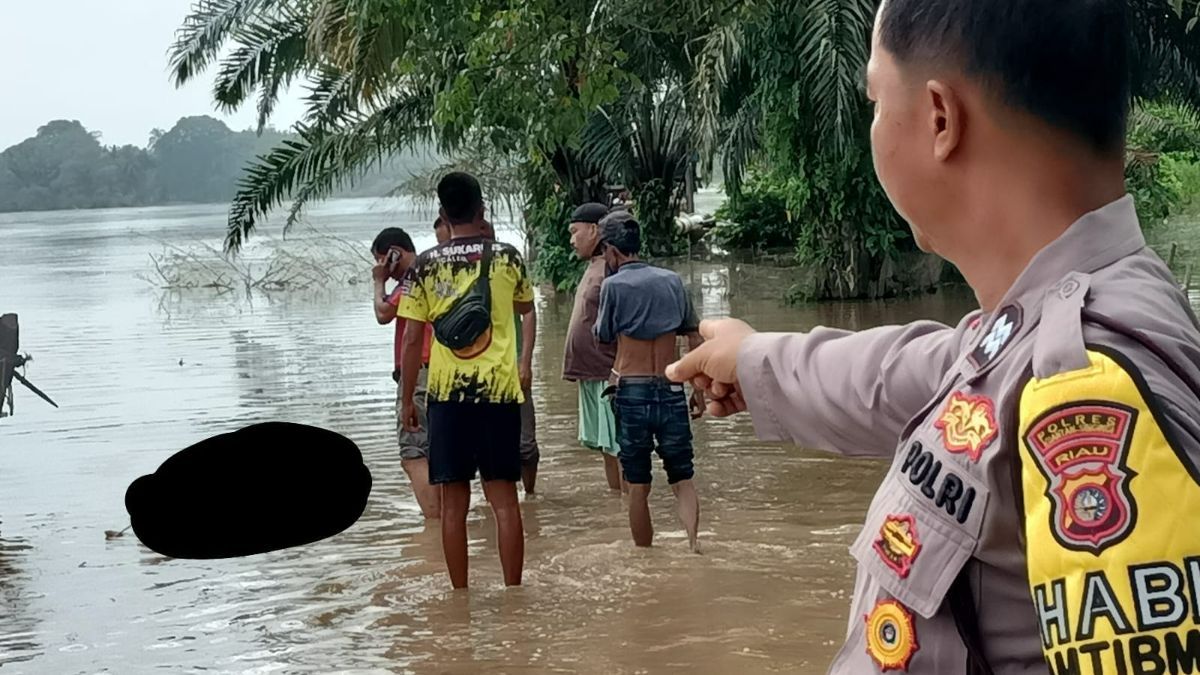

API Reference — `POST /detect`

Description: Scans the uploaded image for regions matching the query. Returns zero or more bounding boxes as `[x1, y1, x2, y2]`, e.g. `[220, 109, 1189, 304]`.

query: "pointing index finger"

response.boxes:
[666, 343, 706, 383]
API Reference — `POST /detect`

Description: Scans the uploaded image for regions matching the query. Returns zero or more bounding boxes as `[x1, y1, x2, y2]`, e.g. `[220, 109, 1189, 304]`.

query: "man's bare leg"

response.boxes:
[441, 482, 471, 588]
[671, 479, 701, 553]
[401, 457, 442, 519]
[603, 454, 621, 491]
[628, 484, 653, 546]
[482, 479, 524, 586]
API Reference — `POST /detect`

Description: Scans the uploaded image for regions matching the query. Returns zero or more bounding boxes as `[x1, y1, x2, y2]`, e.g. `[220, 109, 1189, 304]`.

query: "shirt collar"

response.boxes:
[996, 194, 1144, 311]
[958, 194, 1144, 381]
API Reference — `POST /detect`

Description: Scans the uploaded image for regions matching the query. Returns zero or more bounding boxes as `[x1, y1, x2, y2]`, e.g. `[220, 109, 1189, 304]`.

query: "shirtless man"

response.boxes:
[593, 211, 704, 551]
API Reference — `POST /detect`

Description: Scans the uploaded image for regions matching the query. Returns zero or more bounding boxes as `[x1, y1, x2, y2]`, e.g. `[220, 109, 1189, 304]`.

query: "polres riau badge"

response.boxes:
[864, 599, 918, 671]
[873, 514, 922, 578]
[1023, 401, 1138, 553]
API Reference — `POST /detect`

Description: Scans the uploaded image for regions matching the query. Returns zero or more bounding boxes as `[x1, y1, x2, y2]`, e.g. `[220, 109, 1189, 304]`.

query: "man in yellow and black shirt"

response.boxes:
[397, 172, 534, 589]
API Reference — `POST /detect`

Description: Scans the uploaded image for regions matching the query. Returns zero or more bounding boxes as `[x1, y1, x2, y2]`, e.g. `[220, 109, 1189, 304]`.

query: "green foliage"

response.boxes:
[580, 87, 695, 256]
[0, 121, 156, 212]
[1127, 101, 1200, 224]
[524, 163, 584, 292]
[1127, 155, 1182, 224]
[162, 0, 718, 295]
[711, 169, 799, 250]
[1165, 152, 1200, 213]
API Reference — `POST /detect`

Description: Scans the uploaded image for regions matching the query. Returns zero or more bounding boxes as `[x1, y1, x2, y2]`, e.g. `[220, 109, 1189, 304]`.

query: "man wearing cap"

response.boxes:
[595, 211, 706, 551]
[666, 0, 1200, 672]
[564, 203, 624, 491]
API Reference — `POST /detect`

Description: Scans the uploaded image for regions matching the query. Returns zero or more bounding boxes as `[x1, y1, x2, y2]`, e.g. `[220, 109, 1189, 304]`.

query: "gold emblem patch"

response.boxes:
[865, 599, 918, 671]
[873, 514, 921, 578]
[934, 392, 998, 462]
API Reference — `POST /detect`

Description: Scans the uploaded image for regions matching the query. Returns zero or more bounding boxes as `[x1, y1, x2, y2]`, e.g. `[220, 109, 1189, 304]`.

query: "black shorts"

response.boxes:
[427, 401, 521, 484]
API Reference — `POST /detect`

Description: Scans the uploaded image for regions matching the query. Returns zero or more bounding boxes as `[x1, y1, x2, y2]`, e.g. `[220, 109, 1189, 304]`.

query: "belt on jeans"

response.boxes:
[616, 375, 671, 384]
[602, 374, 675, 399]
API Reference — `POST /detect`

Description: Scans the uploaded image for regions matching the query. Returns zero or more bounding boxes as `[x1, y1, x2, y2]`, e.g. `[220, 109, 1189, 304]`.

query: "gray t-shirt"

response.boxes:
[594, 262, 699, 344]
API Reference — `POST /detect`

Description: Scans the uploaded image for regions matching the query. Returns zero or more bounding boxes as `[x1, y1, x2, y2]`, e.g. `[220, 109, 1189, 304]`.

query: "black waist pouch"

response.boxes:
[432, 241, 494, 351]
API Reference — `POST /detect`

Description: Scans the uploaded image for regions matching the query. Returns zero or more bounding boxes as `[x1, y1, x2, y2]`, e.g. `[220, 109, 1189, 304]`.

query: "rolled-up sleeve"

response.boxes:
[736, 321, 965, 457]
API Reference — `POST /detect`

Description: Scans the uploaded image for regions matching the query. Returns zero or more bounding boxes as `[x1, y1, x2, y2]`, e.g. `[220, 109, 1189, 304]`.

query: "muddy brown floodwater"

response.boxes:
[3, 199, 1194, 674]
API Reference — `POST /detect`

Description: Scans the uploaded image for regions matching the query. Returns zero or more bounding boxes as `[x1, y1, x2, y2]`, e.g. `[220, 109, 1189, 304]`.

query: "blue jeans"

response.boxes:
[611, 377, 695, 485]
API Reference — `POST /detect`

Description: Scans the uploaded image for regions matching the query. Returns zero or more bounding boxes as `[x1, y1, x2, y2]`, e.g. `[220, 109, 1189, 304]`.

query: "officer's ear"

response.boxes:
[926, 80, 963, 163]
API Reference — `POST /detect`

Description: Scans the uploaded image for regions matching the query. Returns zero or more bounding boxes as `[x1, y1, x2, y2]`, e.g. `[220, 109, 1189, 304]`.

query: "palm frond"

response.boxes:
[718, 96, 761, 196]
[581, 108, 635, 187]
[211, 13, 309, 120]
[302, 68, 359, 126]
[689, 21, 745, 173]
[225, 94, 435, 251]
[793, 0, 874, 156]
[307, 0, 403, 105]
[169, 0, 280, 86]
[1128, 100, 1200, 156]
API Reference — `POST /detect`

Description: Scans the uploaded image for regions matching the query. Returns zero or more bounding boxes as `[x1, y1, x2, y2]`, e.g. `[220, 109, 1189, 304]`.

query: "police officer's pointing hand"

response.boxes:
[666, 318, 755, 417]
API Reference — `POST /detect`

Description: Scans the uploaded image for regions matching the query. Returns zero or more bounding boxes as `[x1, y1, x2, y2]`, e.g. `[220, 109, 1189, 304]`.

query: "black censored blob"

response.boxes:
[125, 422, 371, 559]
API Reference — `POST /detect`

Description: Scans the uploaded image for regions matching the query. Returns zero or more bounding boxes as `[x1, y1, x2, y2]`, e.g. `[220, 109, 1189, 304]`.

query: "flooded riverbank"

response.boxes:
[1, 199, 1193, 674]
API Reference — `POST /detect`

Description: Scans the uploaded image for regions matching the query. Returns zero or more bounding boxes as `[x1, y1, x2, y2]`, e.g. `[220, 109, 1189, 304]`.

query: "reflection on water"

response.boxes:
[1, 200, 1187, 673]
[0, 534, 39, 667]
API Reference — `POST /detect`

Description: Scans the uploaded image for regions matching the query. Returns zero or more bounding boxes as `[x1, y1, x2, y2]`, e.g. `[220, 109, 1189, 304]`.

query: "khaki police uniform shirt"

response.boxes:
[737, 195, 1200, 673]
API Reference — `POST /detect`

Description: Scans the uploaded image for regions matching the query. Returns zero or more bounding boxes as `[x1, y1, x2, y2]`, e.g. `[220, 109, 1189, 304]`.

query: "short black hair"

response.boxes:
[599, 211, 641, 256]
[371, 227, 415, 254]
[879, 0, 1129, 153]
[437, 172, 483, 225]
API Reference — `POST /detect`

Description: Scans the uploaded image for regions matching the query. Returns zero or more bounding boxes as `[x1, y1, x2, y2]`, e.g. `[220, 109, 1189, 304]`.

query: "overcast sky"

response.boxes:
[0, 1, 307, 150]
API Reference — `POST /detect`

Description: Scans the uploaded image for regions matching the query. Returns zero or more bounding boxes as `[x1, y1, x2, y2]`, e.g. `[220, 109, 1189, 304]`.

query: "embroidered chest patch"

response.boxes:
[969, 304, 1022, 368]
[1023, 401, 1138, 553]
[873, 514, 922, 578]
[865, 599, 919, 671]
[934, 392, 999, 462]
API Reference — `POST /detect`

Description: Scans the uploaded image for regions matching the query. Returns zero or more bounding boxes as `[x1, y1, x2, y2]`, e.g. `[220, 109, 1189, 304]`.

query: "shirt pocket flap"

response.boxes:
[849, 469, 988, 620]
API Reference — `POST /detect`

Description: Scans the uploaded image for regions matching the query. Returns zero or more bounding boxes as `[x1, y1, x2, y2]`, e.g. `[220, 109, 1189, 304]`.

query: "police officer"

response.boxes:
[668, 0, 1200, 673]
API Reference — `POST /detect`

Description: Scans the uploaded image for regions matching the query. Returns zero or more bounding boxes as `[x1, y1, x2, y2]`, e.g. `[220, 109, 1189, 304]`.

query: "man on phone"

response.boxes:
[371, 227, 439, 520]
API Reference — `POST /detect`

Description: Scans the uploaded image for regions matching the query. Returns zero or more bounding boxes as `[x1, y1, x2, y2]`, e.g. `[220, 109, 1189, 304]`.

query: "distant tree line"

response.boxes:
[0, 116, 436, 213]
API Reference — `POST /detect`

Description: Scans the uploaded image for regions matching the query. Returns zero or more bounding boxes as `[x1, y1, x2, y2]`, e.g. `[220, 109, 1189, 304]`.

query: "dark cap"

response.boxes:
[598, 210, 641, 255]
[570, 202, 609, 225]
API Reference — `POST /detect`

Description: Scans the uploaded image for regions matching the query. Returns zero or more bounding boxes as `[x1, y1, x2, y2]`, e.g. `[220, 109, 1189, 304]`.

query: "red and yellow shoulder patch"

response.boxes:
[1023, 400, 1138, 553]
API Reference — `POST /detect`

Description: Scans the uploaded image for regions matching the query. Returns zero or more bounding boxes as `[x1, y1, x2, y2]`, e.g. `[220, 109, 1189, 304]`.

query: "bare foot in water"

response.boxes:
[672, 480, 700, 553]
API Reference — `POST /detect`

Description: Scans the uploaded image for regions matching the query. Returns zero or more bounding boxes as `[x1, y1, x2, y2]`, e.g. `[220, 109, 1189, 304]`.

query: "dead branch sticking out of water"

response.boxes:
[135, 229, 372, 294]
